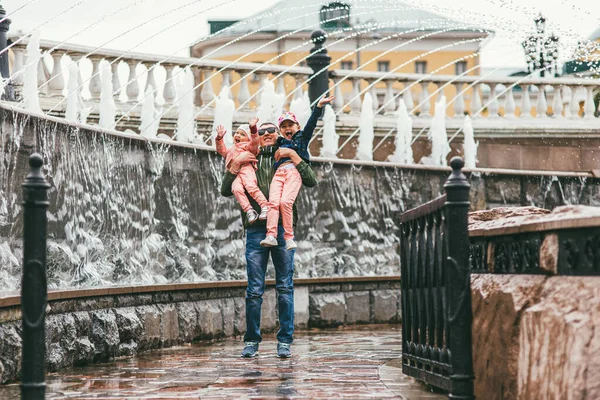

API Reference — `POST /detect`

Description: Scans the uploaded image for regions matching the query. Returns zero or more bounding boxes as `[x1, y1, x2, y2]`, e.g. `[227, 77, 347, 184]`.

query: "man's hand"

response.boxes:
[275, 148, 302, 165]
[216, 125, 226, 139]
[317, 95, 335, 108]
[229, 151, 255, 174]
[249, 117, 259, 128]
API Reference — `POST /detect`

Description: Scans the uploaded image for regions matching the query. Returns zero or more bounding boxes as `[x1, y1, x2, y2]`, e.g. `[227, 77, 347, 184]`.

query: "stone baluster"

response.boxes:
[470, 84, 482, 118]
[419, 81, 431, 117]
[293, 74, 304, 101]
[108, 59, 121, 102]
[48, 50, 65, 97]
[383, 79, 396, 115]
[487, 83, 499, 118]
[403, 82, 414, 113]
[200, 68, 216, 108]
[162, 64, 176, 106]
[368, 80, 379, 113]
[88, 56, 103, 100]
[454, 82, 465, 118]
[276, 75, 287, 107]
[551, 85, 563, 118]
[125, 59, 140, 103]
[584, 86, 596, 119]
[254, 72, 267, 108]
[144, 62, 157, 99]
[536, 85, 548, 118]
[12, 45, 26, 99]
[332, 77, 344, 113]
[520, 84, 531, 118]
[569, 86, 580, 118]
[69, 54, 84, 89]
[37, 56, 50, 96]
[222, 70, 234, 100]
[503, 87, 516, 118]
[237, 71, 251, 111]
[349, 78, 362, 115]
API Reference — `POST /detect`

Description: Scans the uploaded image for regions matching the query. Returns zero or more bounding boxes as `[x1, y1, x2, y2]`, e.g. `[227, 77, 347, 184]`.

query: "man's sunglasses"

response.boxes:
[258, 127, 278, 136]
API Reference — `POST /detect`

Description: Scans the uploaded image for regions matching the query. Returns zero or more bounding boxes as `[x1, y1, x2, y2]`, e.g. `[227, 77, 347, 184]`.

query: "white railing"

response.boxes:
[8, 35, 600, 131]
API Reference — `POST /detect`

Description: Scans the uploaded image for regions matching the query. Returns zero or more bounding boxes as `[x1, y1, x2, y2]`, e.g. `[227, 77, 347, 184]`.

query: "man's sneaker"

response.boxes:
[277, 342, 291, 358]
[241, 342, 259, 358]
[260, 235, 278, 247]
[285, 239, 297, 250]
[258, 206, 268, 220]
[246, 209, 259, 224]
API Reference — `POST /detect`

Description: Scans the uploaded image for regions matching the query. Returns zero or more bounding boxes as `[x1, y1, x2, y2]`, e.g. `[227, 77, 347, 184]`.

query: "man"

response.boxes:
[220, 122, 317, 358]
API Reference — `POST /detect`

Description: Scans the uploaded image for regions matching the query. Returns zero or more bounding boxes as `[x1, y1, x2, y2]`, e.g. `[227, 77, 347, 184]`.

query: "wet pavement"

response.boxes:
[0, 325, 444, 399]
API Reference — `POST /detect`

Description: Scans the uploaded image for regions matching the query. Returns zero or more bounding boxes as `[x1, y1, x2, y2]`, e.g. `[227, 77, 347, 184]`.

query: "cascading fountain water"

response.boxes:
[320, 105, 339, 158]
[356, 93, 374, 161]
[211, 85, 235, 147]
[388, 99, 413, 164]
[175, 68, 196, 143]
[426, 95, 450, 166]
[140, 87, 160, 138]
[463, 115, 478, 169]
[290, 90, 311, 127]
[65, 63, 81, 123]
[256, 80, 285, 125]
[23, 31, 43, 114]
[98, 66, 116, 129]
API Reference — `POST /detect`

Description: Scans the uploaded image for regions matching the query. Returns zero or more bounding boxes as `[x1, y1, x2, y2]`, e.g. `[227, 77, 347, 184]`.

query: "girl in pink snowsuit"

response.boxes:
[215, 119, 268, 223]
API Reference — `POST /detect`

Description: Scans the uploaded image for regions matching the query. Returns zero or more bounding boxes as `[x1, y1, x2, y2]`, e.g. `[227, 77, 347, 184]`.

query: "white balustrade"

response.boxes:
[8, 33, 600, 137]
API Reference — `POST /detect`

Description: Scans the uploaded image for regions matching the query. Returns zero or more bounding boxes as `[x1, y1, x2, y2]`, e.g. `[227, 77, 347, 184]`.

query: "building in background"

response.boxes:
[190, 0, 492, 110]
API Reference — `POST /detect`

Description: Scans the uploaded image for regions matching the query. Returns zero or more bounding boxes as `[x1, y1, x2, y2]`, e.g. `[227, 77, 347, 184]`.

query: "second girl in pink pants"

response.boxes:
[215, 119, 268, 223]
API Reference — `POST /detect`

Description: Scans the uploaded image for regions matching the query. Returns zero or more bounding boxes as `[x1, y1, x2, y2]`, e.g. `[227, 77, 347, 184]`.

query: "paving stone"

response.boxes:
[0, 326, 444, 399]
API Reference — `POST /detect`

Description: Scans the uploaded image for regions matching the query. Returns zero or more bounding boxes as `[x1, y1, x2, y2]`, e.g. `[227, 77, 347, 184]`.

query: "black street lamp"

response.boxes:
[522, 13, 560, 77]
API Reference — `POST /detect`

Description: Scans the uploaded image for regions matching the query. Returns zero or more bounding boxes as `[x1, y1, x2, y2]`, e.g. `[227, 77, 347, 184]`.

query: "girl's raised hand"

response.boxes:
[216, 125, 226, 139]
[318, 95, 336, 107]
[249, 117, 259, 128]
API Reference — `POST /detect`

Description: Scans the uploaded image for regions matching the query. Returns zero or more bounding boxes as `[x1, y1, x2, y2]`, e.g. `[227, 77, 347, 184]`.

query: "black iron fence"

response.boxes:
[400, 157, 474, 399]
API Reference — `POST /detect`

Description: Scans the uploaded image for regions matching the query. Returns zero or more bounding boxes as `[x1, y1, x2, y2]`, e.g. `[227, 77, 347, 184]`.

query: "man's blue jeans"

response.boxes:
[244, 224, 295, 344]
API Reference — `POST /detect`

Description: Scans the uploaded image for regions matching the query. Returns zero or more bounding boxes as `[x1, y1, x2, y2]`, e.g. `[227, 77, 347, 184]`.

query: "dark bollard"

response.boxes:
[20, 153, 50, 400]
[306, 29, 331, 107]
[444, 157, 475, 400]
[0, 4, 12, 100]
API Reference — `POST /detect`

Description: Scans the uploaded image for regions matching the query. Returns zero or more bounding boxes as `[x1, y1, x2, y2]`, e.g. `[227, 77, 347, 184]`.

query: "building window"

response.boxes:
[320, 2, 351, 29]
[341, 61, 353, 70]
[415, 61, 427, 74]
[378, 61, 390, 72]
[455, 61, 467, 75]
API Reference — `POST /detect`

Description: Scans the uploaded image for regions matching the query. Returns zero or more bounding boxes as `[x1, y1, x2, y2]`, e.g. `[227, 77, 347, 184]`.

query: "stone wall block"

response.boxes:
[73, 337, 95, 366]
[114, 308, 143, 342]
[222, 298, 236, 337]
[371, 290, 398, 323]
[470, 274, 546, 400]
[170, 292, 188, 303]
[485, 176, 521, 204]
[0, 323, 21, 383]
[177, 302, 198, 342]
[517, 277, 600, 400]
[0, 306, 20, 324]
[90, 310, 120, 361]
[309, 293, 346, 327]
[80, 297, 114, 312]
[45, 314, 77, 371]
[233, 297, 246, 336]
[72, 311, 92, 337]
[294, 287, 310, 329]
[158, 304, 180, 346]
[309, 284, 341, 293]
[117, 294, 153, 308]
[345, 291, 370, 324]
[135, 305, 162, 350]
[195, 299, 224, 339]
[261, 289, 277, 332]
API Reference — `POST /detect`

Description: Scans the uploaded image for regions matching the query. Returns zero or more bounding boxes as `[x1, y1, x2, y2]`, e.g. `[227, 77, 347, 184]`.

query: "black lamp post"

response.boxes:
[522, 14, 560, 77]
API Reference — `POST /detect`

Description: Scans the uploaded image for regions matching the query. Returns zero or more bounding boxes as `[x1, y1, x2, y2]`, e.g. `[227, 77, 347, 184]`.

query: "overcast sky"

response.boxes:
[4, 0, 600, 69]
